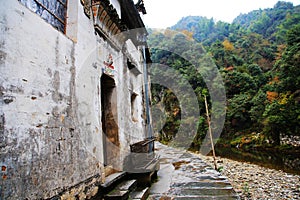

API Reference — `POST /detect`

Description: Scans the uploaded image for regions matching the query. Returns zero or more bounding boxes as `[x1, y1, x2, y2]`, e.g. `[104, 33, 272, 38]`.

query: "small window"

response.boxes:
[19, 0, 67, 33]
[131, 93, 138, 122]
[127, 59, 141, 76]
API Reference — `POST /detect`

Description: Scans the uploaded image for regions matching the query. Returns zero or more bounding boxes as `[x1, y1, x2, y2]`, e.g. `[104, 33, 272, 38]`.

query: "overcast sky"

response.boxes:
[138, 0, 300, 28]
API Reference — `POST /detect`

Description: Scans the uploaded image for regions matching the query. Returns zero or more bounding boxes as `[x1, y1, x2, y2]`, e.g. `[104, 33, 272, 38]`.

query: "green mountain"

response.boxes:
[171, 1, 300, 44]
[148, 1, 300, 149]
[233, 1, 300, 43]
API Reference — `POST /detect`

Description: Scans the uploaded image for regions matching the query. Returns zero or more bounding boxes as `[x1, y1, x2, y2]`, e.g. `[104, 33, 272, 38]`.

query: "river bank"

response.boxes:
[211, 135, 300, 175]
[196, 154, 300, 199]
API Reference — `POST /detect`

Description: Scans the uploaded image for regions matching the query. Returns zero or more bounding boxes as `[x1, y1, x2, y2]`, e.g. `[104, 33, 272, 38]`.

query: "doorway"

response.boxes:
[101, 74, 120, 173]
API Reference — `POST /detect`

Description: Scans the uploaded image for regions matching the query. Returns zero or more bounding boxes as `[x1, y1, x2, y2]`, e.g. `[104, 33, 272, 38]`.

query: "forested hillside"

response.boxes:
[148, 1, 300, 150]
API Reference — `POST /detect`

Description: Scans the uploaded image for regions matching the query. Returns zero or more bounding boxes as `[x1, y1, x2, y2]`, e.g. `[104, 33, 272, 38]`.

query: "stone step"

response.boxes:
[104, 190, 129, 200]
[149, 194, 239, 200]
[130, 187, 150, 200]
[197, 175, 228, 181]
[116, 179, 137, 192]
[171, 181, 233, 189]
[172, 195, 240, 200]
[104, 179, 137, 200]
[172, 188, 237, 196]
[101, 172, 127, 189]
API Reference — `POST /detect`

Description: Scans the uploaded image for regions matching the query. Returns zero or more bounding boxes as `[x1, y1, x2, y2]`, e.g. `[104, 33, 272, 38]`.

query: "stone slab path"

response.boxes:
[148, 142, 240, 199]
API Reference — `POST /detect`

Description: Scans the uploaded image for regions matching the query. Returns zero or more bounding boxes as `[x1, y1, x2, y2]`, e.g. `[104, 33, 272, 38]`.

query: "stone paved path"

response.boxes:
[148, 142, 240, 199]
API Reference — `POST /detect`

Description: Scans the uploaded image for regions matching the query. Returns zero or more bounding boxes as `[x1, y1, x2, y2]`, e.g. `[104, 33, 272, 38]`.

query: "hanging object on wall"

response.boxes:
[103, 53, 115, 77]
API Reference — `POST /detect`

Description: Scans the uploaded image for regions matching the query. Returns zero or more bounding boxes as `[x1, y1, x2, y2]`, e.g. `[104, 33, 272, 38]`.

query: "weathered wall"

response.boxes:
[118, 40, 147, 156]
[0, 0, 147, 199]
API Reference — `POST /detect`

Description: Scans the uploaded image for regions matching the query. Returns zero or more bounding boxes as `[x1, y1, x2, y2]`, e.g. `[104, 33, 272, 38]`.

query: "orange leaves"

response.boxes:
[275, 44, 287, 60]
[266, 90, 290, 104]
[266, 91, 279, 102]
[273, 76, 280, 83]
[268, 76, 280, 85]
[225, 66, 234, 71]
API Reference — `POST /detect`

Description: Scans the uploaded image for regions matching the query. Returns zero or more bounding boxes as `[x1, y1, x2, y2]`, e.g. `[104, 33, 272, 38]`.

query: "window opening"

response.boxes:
[131, 93, 138, 122]
[19, 0, 67, 33]
[127, 59, 141, 76]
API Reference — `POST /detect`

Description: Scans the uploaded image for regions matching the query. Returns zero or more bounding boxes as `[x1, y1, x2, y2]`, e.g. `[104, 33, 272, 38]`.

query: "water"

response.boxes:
[214, 146, 300, 175]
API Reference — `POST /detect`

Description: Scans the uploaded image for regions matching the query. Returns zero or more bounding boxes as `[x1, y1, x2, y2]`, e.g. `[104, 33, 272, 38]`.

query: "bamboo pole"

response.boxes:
[204, 95, 218, 170]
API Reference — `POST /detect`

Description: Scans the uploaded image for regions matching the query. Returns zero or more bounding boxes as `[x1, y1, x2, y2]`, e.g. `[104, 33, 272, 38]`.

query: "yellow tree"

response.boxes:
[181, 29, 194, 41]
[222, 39, 234, 51]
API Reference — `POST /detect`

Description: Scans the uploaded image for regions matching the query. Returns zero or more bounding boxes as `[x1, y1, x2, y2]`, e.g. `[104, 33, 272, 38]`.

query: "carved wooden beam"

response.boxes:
[81, 0, 92, 18]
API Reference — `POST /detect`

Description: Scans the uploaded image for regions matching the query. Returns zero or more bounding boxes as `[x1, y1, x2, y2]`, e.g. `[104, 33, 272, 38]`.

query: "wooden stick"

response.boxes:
[204, 95, 218, 170]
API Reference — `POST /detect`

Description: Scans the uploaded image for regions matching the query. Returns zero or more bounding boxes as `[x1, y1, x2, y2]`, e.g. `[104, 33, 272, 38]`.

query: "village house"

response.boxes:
[0, 0, 158, 199]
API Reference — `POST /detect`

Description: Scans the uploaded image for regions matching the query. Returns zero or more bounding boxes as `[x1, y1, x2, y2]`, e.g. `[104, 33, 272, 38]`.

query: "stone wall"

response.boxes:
[0, 0, 147, 199]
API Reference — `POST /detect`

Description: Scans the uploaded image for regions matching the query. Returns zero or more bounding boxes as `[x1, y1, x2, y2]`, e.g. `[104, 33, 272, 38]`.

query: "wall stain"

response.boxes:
[0, 86, 4, 97]
[55, 36, 59, 67]
[47, 68, 52, 77]
[67, 43, 77, 120]
[52, 71, 61, 103]
[0, 50, 7, 65]
[3, 95, 15, 104]
[0, 15, 7, 66]
[0, 114, 5, 134]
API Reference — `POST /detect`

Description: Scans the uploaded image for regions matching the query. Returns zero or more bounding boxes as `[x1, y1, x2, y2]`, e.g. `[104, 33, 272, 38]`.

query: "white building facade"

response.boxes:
[0, 0, 153, 198]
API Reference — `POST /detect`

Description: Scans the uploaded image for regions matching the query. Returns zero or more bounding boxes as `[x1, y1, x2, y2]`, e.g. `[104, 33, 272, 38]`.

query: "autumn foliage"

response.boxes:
[266, 91, 279, 102]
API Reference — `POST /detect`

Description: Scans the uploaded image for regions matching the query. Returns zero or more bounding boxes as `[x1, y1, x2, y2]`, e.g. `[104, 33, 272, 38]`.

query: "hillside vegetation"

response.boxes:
[148, 1, 300, 151]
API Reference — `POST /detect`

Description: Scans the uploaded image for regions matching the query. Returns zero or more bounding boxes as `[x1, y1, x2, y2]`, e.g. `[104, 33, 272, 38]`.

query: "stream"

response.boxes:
[214, 146, 300, 175]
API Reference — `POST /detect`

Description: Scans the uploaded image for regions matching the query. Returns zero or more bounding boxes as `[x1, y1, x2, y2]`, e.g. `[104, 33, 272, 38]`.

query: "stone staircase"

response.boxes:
[91, 139, 160, 200]
[93, 172, 150, 200]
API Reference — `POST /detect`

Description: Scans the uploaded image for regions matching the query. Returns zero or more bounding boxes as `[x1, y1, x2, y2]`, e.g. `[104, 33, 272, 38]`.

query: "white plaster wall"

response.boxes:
[74, 0, 105, 168]
[0, 1, 101, 198]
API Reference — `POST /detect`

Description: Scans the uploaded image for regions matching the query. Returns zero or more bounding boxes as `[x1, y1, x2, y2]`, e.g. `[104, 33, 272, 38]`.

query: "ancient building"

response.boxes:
[0, 0, 156, 199]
